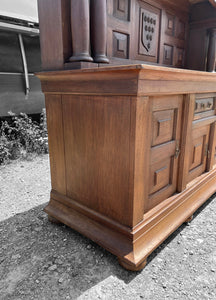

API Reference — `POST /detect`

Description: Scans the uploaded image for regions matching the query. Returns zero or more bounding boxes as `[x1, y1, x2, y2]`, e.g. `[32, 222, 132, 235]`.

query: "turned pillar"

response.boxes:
[207, 28, 216, 72]
[69, 0, 109, 64]
[69, 0, 93, 62]
[90, 0, 109, 63]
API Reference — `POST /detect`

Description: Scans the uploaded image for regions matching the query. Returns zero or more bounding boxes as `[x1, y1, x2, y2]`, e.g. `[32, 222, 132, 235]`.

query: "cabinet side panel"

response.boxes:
[62, 95, 132, 226]
[38, 0, 71, 70]
[45, 94, 66, 194]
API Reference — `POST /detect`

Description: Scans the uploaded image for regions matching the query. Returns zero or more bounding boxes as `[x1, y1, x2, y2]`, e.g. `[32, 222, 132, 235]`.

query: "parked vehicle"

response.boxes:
[0, 0, 44, 117]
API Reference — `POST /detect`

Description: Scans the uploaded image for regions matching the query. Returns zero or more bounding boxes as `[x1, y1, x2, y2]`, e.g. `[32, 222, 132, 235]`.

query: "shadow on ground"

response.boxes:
[0, 193, 215, 300]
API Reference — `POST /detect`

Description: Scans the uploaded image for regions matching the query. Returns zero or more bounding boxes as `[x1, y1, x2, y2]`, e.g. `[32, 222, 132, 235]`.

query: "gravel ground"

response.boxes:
[0, 154, 216, 300]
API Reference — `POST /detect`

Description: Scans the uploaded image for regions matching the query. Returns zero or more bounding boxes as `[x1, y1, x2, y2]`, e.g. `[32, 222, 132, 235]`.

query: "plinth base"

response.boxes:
[45, 168, 216, 271]
[118, 258, 147, 272]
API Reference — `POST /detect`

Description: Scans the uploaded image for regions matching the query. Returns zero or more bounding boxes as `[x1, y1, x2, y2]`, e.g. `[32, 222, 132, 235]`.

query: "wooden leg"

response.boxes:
[48, 215, 62, 225]
[118, 258, 147, 271]
[185, 215, 193, 223]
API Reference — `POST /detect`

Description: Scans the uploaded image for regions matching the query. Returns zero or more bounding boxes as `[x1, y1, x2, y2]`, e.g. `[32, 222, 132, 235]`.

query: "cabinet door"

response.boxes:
[206, 122, 216, 170]
[187, 125, 210, 183]
[146, 95, 183, 212]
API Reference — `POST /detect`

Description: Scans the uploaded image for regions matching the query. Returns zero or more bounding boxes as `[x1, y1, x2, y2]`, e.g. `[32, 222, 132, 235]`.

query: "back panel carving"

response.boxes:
[165, 12, 175, 36]
[107, 0, 188, 67]
[175, 48, 184, 67]
[139, 9, 158, 56]
[113, 0, 130, 21]
[137, 2, 161, 62]
[177, 20, 186, 40]
[163, 44, 174, 65]
[38, 0, 189, 70]
[113, 31, 129, 59]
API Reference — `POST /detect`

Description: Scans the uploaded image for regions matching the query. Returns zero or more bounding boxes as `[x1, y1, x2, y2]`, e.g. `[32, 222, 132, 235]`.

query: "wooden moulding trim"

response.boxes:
[192, 115, 216, 129]
[50, 190, 134, 239]
[121, 170, 216, 267]
[39, 70, 139, 96]
[44, 199, 133, 259]
[36, 64, 216, 96]
[190, 19, 216, 30]
[196, 92, 216, 99]
[44, 168, 216, 269]
[48, 167, 216, 244]
[37, 64, 216, 81]
[137, 81, 216, 96]
[132, 168, 216, 242]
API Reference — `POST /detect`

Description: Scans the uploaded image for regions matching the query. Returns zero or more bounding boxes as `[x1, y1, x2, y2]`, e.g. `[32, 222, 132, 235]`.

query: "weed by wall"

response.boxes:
[0, 110, 48, 164]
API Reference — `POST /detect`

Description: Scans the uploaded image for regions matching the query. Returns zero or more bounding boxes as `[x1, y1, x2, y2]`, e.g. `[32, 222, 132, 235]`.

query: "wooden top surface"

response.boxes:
[37, 64, 216, 82]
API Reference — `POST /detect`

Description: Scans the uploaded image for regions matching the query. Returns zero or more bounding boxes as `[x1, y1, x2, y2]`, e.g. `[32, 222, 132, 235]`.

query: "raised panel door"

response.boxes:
[146, 95, 183, 211]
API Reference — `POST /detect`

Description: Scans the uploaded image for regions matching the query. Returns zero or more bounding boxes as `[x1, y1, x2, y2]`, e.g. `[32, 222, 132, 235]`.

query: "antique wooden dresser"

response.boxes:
[37, 0, 216, 270]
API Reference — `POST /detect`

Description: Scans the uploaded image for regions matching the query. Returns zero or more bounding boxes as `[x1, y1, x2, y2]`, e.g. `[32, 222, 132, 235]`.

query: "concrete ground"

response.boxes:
[0, 155, 215, 299]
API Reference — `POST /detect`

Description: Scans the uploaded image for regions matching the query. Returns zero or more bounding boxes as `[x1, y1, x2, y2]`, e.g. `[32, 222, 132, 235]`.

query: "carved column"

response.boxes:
[90, 0, 109, 63]
[207, 28, 216, 72]
[69, 0, 93, 62]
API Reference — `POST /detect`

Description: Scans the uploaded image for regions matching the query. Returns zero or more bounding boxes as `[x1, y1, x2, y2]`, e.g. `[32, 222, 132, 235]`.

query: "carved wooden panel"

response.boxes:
[149, 157, 171, 195]
[193, 96, 215, 120]
[188, 125, 210, 183]
[163, 44, 173, 65]
[177, 20, 186, 40]
[175, 48, 184, 67]
[146, 95, 183, 211]
[112, 31, 129, 59]
[190, 137, 203, 170]
[107, 0, 189, 68]
[194, 98, 214, 114]
[137, 2, 160, 62]
[152, 109, 176, 146]
[113, 0, 130, 21]
[165, 12, 175, 36]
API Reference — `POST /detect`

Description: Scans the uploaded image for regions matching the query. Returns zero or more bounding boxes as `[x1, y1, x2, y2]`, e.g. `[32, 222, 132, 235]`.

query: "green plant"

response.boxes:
[0, 111, 48, 164]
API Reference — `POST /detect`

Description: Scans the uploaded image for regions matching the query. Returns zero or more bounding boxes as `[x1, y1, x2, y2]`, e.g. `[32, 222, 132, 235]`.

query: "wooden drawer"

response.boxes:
[194, 94, 216, 120]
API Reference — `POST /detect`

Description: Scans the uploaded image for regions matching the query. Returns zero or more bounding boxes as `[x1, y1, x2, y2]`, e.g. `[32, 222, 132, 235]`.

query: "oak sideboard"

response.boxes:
[37, 0, 216, 270]
[37, 64, 216, 270]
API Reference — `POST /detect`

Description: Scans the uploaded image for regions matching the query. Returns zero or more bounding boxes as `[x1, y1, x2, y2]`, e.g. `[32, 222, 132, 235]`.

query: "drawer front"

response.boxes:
[194, 98, 214, 114]
[194, 95, 216, 120]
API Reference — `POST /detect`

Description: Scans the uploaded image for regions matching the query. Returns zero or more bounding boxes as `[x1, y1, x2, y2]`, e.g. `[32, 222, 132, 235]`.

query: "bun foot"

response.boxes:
[48, 215, 62, 224]
[185, 215, 193, 223]
[118, 258, 147, 271]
